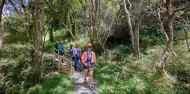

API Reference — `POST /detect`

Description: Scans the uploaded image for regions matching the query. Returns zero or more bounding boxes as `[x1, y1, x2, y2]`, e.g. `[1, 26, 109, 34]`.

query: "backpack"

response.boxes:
[75, 48, 81, 57]
[86, 51, 92, 64]
[68, 47, 74, 56]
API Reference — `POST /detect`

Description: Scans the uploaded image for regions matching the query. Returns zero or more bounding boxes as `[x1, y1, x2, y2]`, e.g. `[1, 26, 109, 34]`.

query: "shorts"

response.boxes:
[55, 51, 58, 54]
[83, 63, 95, 70]
[59, 51, 64, 56]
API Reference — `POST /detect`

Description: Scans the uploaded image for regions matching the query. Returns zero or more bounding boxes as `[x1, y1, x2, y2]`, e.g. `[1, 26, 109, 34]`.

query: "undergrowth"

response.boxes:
[27, 75, 74, 94]
[95, 43, 190, 94]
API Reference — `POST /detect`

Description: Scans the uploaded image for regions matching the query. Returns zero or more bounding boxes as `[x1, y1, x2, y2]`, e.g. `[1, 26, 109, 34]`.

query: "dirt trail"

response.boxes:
[43, 52, 99, 94]
[74, 71, 99, 94]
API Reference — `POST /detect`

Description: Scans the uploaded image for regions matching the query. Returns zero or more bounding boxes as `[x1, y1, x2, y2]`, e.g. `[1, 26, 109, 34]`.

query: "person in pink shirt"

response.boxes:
[81, 43, 96, 90]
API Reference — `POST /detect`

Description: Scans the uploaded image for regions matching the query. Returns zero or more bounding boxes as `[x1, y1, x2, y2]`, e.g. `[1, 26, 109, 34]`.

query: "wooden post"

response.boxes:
[59, 55, 61, 74]
[70, 61, 73, 75]
[52, 53, 54, 68]
[52, 52, 74, 75]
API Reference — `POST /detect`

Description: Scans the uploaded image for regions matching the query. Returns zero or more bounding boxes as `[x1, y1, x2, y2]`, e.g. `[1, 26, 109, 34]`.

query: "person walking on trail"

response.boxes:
[58, 40, 65, 56]
[81, 43, 96, 90]
[54, 41, 59, 54]
[67, 43, 74, 61]
[73, 42, 82, 72]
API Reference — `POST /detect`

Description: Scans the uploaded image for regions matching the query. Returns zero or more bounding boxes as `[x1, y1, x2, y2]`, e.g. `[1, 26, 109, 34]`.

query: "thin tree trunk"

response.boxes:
[0, 0, 5, 49]
[48, 15, 53, 42]
[177, 16, 190, 51]
[33, 0, 39, 84]
[67, 10, 75, 38]
[40, 0, 45, 78]
[157, 0, 177, 84]
[79, 0, 88, 36]
[71, 14, 76, 38]
[153, 5, 169, 41]
[133, 19, 140, 59]
[49, 29, 54, 42]
[94, 0, 103, 54]
[123, 0, 135, 57]
[184, 29, 190, 51]
[88, 0, 93, 42]
[133, 0, 144, 59]
[123, 0, 143, 59]
[33, 0, 45, 84]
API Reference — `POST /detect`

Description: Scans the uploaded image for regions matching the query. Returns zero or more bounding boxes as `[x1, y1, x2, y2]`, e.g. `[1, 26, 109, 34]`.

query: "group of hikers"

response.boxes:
[54, 40, 96, 90]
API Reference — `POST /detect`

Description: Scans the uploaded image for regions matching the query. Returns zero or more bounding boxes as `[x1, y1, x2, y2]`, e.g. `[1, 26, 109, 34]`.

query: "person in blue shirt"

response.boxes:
[58, 40, 65, 56]
[67, 43, 74, 61]
[73, 42, 82, 71]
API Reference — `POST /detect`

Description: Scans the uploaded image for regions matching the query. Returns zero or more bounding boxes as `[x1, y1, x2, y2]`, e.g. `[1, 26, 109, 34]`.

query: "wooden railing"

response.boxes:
[52, 52, 74, 75]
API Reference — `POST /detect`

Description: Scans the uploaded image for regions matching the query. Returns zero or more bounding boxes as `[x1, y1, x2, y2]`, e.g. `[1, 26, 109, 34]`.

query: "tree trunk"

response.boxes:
[71, 15, 76, 38]
[154, 5, 169, 41]
[79, 0, 88, 35]
[133, 0, 143, 59]
[67, 10, 75, 39]
[0, 0, 5, 49]
[184, 30, 190, 51]
[94, 0, 103, 54]
[157, 0, 177, 84]
[49, 29, 54, 42]
[39, 0, 45, 79]
[133, 19, 140, 59]
[123, 0, 135, 57]
[87, 0, 93, 43]
[33, 0, 45, 84]
[123, 0, 143, 59]
[177, 16, 190, 51]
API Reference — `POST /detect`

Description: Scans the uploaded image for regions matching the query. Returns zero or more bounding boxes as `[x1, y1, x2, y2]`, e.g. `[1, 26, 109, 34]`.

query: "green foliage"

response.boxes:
[95, 43, 190, 94]
[140, 23, 165, 50]
[27, 76, 74, 94]
[0, 15, 36, 94]
[45, 29, 67, 52]
[1, 0, 190, 94]
[45, 0, 82, 39]
[45, 41, 56, 53]
[174, 84, 190, 94]
[0, 43, 35, 94]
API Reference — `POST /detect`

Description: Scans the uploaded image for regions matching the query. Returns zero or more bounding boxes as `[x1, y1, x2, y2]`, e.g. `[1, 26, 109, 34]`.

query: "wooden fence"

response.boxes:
[52, 52, 74, 75]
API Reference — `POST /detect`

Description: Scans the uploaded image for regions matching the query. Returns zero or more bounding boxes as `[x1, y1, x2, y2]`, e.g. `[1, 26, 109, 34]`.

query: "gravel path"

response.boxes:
[43, 52, 99, 94]
[74, 71, 99, 94]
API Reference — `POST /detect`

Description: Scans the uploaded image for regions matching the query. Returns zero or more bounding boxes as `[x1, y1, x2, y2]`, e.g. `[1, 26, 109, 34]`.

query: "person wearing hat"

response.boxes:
[58, 40, 65, 56]
[73, 42, 82, 71]
[81, 43, 96, 90]
[67, 43, 74, 61]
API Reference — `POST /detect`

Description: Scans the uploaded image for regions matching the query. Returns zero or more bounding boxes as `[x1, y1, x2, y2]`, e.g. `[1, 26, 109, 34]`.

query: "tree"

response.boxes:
[0, 0, 5, 49]
[123, 0, 144, 59]
[157, 0, 190, 83]
[29, 0, 46, 83]
[45, 0, 81, 42]
[149, 1, 169, 41]
[177, 15, 190, 51]
[80, 0, 116, 54]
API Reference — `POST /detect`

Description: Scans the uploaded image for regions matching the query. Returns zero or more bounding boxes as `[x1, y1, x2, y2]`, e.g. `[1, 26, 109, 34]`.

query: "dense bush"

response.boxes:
[0, 16, 39, 94]
[0, 43, 36, 94]
[140, 23, 165, 50]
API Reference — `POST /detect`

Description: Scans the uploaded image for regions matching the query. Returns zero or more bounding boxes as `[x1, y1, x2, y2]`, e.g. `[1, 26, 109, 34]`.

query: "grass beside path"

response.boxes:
[27, 75, 75, 94]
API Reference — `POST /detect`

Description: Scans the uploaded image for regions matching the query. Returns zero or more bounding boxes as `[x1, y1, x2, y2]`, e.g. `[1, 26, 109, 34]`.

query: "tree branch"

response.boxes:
[122, 0, 133, 35]
[172, 4, 190, 17]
